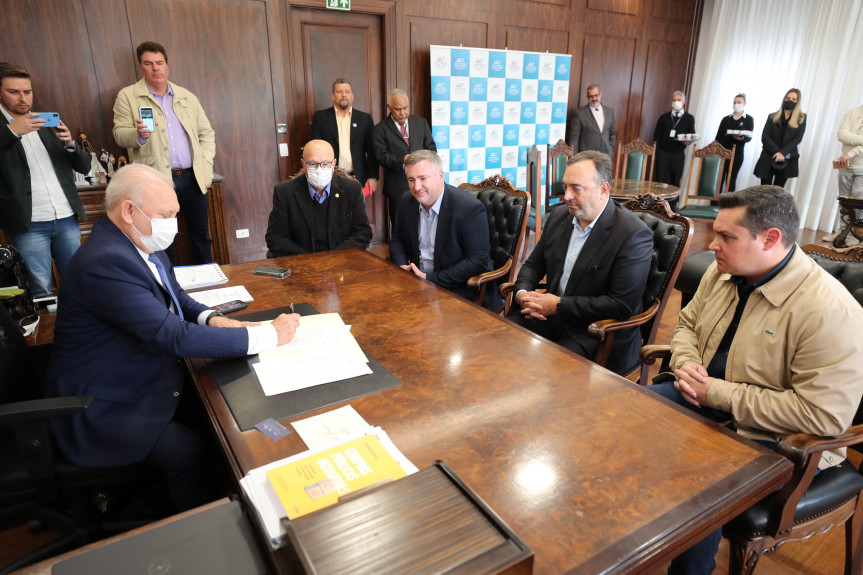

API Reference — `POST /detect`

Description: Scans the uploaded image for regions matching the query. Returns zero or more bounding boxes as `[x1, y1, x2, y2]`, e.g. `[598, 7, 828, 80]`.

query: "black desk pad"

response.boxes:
[203, 304, 401, 431]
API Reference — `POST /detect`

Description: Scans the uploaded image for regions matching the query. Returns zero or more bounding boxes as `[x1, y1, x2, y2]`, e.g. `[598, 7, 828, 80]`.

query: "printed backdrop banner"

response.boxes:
[430, 45, 571, 190]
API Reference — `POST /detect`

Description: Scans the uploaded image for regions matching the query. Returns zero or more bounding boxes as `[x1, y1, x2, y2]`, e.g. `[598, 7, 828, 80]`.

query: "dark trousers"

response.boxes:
[506, 309, 593, 359]
[144, 420, 210, 512]
[387, 192, 404, 236]
[656, 149, 685, 187]
[761, 172, 789, 189]
[166, 171, 212, 266]
[722, 151, 745, 193]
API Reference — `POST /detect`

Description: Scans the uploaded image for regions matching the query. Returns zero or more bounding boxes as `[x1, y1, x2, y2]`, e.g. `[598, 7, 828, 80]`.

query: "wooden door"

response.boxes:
[288, 7, 385, 244]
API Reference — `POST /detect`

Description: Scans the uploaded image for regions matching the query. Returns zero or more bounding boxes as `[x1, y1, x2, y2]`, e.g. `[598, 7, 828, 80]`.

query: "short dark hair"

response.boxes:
[332, 78, 352, 92]
[0, 62, 30, 86]
[136, 41, 168, 64]
[718, 185, 799, 248]
[567, 150, 612, 188]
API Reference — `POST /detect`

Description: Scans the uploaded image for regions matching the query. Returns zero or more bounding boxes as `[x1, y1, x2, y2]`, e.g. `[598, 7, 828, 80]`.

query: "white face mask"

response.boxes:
[733, 103, 744, 114]
[671, 101, 684, 112]
[133, 203, 178, 252]
[306, 165, 334, 190]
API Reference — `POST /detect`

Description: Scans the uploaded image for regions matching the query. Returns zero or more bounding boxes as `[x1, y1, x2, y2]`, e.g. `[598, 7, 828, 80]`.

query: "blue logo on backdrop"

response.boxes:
[469, 126, 486, 148]
[451, 49, 470, 76]
[503, 125, 519, 146]
[552, 102, 568, 123]
[505, 79, 522, 102]
[450, 149, 467, 171]
[538, 80, 553, 102]
[554, 55, 571, 81]
[489, 52, 506, 77]
[468, 170, 486, 185]
[432, 125, 449, 148]
[485, 147, 502, 168]
[518, 145, 529, 167]
[535, 124, 549, 145]
[502, 167, 517, 184]
[450, 101, 469, 125]
[431, 77, 450, 101]
[520, 102, 537, 124]
[487, 102, 504, 124]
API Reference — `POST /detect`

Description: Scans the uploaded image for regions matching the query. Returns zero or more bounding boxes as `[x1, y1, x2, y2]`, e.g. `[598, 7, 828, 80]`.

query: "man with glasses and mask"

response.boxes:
[44, 164, 300, 512]
[266, 139, 372, 256]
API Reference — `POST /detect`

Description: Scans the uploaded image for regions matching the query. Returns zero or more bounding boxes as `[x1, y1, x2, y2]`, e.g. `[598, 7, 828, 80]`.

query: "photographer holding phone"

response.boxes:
[0, 62, 92, 298]
[113, 41, 216, 266]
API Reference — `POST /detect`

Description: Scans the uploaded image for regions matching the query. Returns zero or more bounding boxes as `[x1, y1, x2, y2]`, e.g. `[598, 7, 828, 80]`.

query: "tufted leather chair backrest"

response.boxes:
[623, 195, 693, 345]
[804, 249, 863, 308]
[460, 176, 530, 279]
[697, 155, 723, 198]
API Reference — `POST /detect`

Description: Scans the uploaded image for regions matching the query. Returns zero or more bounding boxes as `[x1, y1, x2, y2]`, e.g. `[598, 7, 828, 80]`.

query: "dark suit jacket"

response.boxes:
[309, 107, 377, 185]
[653, 111, 696, 154]
[753, 114, 807, 179]
[513, 199, 653, 373]
[389, 184, 497, 308]
[265, 173, 372, 256]
[44, 217, 249, 467]
[0, 115, 91, 234]
[568, 104, 617, 156]
[372, 115, 436, 201]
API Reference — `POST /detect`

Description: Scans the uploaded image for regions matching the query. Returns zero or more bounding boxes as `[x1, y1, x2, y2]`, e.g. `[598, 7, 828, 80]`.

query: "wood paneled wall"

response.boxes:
[0, 0, 701, 263]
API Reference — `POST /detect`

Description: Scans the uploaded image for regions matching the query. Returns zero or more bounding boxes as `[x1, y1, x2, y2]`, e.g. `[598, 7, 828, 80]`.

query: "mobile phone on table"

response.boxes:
[33, 113, 60, 127]
[253, 266, 291, 278]
[139, 106, 155, 131]
[212, 300, 248, 314]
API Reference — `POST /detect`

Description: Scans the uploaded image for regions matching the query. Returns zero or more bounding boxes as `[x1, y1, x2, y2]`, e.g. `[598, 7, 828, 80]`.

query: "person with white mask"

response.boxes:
[44, 163, 300, 512]
[266, 139, 371, 256]
[653, 90, 696, 187]
[715, 93, 755, 193]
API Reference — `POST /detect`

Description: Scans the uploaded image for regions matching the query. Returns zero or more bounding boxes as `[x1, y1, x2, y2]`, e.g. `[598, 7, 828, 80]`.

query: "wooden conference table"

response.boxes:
[610, 178, 680, 203]
[186, 248, 791, 574]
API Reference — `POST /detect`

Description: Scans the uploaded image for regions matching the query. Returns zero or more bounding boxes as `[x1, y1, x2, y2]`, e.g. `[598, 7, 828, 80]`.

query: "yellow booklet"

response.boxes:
[267, 434, 408, 519]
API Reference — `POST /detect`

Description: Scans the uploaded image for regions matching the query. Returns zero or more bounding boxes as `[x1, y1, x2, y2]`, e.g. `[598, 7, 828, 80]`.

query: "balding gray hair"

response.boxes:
[388, 88, 408, 103]
[105, 164, 173, 211]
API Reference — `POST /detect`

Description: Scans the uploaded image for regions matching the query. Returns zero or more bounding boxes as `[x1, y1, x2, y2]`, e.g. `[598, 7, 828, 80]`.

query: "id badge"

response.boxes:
[669, 129, 676, 138]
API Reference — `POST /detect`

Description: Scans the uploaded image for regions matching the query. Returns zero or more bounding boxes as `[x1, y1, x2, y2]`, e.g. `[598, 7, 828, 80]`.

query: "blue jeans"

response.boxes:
[9, 216, 81, 298]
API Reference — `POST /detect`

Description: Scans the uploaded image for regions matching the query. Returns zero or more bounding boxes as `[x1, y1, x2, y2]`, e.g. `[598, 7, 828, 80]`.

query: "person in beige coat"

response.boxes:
[113, 41, 215, 264]
[651, 185, 863, 575]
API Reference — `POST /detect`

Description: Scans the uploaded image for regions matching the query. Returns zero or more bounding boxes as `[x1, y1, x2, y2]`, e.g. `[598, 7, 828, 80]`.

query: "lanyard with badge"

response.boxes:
[669, 112, 683, 139]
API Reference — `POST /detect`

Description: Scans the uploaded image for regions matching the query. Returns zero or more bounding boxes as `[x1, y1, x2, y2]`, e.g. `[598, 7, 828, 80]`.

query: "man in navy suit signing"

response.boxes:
[389, 150, 498, 309]
[44, 164, 300, 511]
[508, 150, 652, 374]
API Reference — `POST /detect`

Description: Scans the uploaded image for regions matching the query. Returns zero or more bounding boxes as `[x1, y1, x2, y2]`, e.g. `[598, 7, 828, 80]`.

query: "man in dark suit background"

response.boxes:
[44, 164, 299, 511]
[373, 89, 436, 231]
[654, 90, 696, 187]
[389, 150, 498, 309]
[0, 62, 91, 298]
[265, 139, 372, 256]
[508, 151, 652, 374]
[568, 83, 617, 156]
[309, 78, 377, 194]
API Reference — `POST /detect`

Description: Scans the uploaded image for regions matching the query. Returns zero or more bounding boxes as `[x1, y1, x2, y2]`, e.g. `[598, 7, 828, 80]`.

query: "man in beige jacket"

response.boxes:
[652, 185, 863, 575]
[113, 41, 215, 265]
[825, 103, 863, 244]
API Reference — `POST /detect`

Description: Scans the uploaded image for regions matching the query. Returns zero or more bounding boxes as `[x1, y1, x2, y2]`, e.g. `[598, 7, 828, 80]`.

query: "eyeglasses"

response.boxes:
[305, 160, 334, 169]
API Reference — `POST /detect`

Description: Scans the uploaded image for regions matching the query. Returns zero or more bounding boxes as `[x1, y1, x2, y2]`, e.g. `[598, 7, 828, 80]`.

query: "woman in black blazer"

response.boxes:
[753, 88, 806, 188]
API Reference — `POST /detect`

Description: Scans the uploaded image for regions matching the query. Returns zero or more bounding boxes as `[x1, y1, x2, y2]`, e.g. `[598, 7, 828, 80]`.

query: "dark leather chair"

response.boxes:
[459, 175, 530, 311]
[501, 194, 692, 378]
[677, 140, 735, 221]
[588, 194, 692, 379]
[641, 243, 863, 574]
[0, 305, 152, 572]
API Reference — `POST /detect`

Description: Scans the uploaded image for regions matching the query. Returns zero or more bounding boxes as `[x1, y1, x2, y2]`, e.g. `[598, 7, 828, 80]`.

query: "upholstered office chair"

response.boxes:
[501, 194, 691, 378]
[520, 145, 543, 262]
[587, 194, 692, 379]
[0, 305, 152, 572]
[641, 242, 863, 574]
[545, 139, 572, 213]
[677, 140, 735, 220]
[614, 138, 656, 182]
[459, 175, 530, 311]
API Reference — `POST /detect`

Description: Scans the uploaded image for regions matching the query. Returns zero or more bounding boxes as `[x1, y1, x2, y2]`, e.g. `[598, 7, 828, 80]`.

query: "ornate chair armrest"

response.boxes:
[640, 345, 672, 365]
[779, 424, 863, 467]
[587, 301, 659, 341]
[467, 260, 512, 291]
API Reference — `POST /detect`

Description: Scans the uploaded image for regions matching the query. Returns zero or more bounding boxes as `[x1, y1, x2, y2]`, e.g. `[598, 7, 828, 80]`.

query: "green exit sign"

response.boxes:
[326, 0, 350, 10]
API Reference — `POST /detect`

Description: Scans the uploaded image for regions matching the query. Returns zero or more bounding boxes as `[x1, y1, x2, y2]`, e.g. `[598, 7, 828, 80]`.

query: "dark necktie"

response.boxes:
[399, 122, 409, 147]
[148, 253, 184, 320]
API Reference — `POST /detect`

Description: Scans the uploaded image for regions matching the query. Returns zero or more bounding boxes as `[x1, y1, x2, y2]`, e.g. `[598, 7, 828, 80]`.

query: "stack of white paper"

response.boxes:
[188, 285, 254, 307]
[174, 263, 228, 290]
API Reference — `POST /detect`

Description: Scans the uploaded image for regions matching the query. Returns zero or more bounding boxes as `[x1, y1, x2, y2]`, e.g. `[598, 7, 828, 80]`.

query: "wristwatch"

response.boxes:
[205, 311, 224, 325]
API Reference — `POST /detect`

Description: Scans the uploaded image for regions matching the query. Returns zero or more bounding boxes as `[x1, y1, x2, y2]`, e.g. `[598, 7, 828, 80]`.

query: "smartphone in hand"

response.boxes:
[139, 106, 156, 131]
